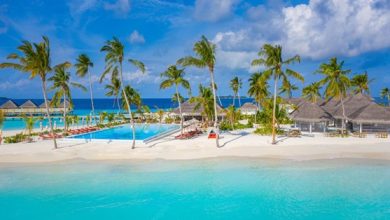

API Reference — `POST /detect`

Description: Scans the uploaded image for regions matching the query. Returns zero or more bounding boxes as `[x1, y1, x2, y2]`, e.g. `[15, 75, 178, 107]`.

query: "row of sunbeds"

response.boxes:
[39, 126, 100, 140]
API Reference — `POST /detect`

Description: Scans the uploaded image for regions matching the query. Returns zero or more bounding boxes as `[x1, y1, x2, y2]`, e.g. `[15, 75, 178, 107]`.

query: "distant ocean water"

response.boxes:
[0, 98, 256, 114]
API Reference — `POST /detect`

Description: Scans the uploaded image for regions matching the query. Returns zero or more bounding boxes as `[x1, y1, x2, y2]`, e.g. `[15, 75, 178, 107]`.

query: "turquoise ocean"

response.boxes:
[0, 159, 389, 219]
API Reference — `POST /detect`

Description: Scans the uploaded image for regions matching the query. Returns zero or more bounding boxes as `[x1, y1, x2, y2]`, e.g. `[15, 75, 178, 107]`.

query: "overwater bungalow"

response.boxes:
[0, 99, 68, 117]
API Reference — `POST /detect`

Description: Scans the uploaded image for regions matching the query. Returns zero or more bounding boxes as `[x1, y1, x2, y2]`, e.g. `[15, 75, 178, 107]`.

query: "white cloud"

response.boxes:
[212, 0, 390, 64]
[123, 68, 159, 84]
[104, 0, 130, 17]
[0, 79, 30, 90]
[194, 0, 240, 22]
[282, 0, 390, 58]
[128, 30, 145, 44]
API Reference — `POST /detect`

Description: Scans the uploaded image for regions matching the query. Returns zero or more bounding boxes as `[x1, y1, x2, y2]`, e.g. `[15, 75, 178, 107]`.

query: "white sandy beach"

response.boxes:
[1, 128, 390, 163]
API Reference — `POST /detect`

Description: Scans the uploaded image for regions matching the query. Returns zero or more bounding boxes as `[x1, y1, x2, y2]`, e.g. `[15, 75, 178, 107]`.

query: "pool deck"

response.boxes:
[1, 128, 390, 163]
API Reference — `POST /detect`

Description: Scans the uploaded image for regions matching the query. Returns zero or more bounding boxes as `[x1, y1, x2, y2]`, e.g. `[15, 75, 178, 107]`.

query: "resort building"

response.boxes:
[172, 100, 226, 121]
[288, 93, 390, 133]
[0, 99, 70, 116]
[239, 102, 258, 115]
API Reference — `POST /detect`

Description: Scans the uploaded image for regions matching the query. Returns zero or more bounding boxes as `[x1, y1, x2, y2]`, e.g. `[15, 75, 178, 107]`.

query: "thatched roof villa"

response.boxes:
[287, 93, 390, 133]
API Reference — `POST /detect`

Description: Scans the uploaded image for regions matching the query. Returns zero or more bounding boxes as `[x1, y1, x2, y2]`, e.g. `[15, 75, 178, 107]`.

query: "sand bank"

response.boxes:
[1, 129, 390, 163]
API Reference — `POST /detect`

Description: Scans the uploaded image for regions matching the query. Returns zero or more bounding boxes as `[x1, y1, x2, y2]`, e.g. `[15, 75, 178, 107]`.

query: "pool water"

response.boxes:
[71, 124, 179, 140]
[0, 159, 389, 219]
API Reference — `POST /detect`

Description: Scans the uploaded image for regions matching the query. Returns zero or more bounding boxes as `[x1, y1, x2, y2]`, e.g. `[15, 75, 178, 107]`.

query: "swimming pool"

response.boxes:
[71, 124, 180, 141]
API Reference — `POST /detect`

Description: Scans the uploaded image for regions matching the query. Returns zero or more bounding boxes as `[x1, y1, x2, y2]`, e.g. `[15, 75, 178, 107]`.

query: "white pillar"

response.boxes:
[323, 122, 326, 132]
[309, 123, 312, 134]
[360, 123, 362, 133]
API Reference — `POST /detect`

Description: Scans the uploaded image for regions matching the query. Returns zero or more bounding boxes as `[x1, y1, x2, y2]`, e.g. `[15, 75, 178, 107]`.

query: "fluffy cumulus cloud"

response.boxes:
[128, 30, 145, 44]
[211, 0, 390, 63]
[282, 0, 390, 58]
[194, 0, 240, 22]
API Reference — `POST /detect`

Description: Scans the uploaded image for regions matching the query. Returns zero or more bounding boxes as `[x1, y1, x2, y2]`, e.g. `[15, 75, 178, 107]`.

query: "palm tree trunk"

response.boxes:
[388, 94, 390, 106]
[63, 93, 67, 131]
[175, 85, 184, 135]
[340, 96, 346, 131]
[88, 70, 96, 126]
[119, 62, 136, 149]
[42, 80, 57, 149]
[238, 91, 241, 107]
[232, 93, 235, 106]
[209, 70, 220, 148]
[271, 77, 278, 145]
[116, 96, 121, 115]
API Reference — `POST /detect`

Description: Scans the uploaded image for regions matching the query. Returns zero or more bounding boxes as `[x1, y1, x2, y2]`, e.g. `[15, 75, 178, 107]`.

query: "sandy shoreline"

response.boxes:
[1, 128, 390, 164]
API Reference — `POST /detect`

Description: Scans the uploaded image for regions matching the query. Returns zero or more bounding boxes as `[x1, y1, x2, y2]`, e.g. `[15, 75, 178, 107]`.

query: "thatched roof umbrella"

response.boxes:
[290, 100, 334, 123]
[0, 100, 18, 109]
[330, 93, 373, 119]
[20, 100, 38, 109]
[349, 102, 390, 124]
[239, 102, 258, 114]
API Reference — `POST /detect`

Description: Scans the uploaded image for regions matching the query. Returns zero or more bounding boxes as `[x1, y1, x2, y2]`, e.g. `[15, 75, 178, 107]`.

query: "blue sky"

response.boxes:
[0, 0, 389, 99]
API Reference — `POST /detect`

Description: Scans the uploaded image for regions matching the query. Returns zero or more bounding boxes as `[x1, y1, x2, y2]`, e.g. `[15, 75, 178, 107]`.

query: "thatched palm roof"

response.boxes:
[284, 98, 305, 106]
[172, 100, 225, 116]
[290, 100, 333, 122]
[0, 100, 18, 109]
[321, 93, 373, 119]
[349, 103, 390, 124]
[239, 102, 258, 111]
[20, 100, 38, 108]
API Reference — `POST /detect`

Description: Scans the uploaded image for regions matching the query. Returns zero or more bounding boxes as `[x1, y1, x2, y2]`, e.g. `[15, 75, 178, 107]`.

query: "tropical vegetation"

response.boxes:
[251, 44, 304, 144]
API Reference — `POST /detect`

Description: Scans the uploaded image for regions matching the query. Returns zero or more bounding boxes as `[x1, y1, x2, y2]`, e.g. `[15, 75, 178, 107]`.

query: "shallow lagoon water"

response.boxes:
[0, 159, 389, 219]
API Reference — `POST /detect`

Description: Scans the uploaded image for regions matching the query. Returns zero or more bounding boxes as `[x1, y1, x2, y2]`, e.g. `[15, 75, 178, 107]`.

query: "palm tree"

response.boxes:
[251, 44, 303, 144]
[0, 110, 4, 137]
[317, 57, 351, 130]
[155, 108, 165, 123]
[225, 105, 240, 130]
[177, 36, 220, 147]
[190, 84, 214, 123]
[230, 76, 242, 107]
[350, 72, 373, 95]
[0, 36, 59, 148]
[302, 82, 322, 103]
[248, 72, 269, 108]
[49, 64, 86, 131]
[279, 79, 298, 99]
[99, 112, 108, 125]
[105, 77, 121, 114]
[101, 37, 145, 149]
[380, 87, 390, 106]
[160, 65, 191, 134]
[75, 54, 96, 125]
[121, 85, 142, 117]
[24, 115, 37, 137]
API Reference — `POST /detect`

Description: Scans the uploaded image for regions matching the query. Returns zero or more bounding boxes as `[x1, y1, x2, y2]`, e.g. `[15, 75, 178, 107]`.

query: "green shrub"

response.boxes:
[254, 125, 284, 136]
[4, 133, 28, 144]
